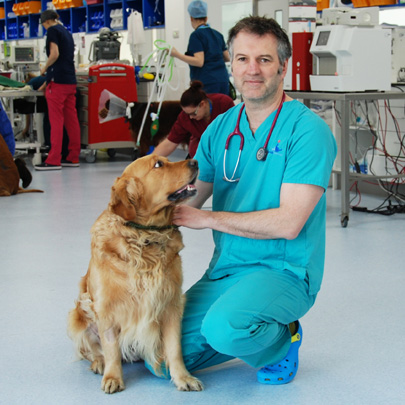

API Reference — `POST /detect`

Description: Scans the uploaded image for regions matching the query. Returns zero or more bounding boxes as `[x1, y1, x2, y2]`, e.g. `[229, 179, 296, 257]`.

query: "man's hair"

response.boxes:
[227, 16, 292, 67]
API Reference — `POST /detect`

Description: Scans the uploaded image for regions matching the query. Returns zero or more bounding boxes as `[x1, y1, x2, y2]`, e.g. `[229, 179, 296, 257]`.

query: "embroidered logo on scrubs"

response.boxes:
[269, 140, 283, 155]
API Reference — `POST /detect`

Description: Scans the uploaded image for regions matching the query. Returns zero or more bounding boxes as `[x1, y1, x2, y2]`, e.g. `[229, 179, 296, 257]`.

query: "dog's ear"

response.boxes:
[109, 176, 142, 221]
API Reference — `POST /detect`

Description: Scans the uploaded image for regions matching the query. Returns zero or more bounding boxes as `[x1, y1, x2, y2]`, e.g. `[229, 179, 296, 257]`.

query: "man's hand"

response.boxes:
[172, 183, 324, 240]
[173, 205, 210, 229]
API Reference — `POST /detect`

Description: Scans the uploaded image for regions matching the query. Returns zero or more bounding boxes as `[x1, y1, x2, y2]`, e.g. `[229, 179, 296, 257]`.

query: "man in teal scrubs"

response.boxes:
[173, 16, 337, 385]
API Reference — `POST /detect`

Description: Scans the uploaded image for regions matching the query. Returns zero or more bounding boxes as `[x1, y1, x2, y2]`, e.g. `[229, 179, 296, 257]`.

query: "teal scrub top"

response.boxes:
[194, 100, 337, 295]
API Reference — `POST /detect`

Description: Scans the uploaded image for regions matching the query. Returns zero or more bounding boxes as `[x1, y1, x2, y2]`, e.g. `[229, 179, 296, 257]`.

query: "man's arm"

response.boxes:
[173, 183, 324, 240]
[187, 179, 213, 209]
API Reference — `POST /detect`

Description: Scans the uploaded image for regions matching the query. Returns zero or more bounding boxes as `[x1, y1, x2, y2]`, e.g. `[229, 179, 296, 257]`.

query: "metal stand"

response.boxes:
[0, 89, 44, 165]
[287, 91, 405, 227]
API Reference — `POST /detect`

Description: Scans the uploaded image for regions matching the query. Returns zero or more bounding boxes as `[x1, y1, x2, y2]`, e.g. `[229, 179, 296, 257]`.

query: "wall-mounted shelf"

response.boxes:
[0, 0, 164, 40]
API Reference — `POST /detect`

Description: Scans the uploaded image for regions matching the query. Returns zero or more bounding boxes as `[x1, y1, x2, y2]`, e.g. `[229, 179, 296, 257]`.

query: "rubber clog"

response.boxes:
[257, 322, 302, 385]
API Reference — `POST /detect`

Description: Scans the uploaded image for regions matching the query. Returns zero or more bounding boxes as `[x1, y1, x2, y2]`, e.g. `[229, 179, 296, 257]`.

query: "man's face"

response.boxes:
[231, 31, 287, 103]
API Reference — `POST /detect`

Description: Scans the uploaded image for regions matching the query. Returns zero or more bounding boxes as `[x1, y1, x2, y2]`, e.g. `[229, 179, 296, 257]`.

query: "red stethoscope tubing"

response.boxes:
[225, 104, 245, 150]
[223, 92, 286, 182]
[262, 91, 286, 150]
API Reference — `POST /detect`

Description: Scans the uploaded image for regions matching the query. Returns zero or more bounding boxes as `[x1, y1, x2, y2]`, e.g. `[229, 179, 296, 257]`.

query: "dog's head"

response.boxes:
[109, 155, 198, 225]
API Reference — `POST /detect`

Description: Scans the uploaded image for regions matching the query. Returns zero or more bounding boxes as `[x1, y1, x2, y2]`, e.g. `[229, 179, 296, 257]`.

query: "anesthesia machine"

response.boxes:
[310, 7, 392, 92]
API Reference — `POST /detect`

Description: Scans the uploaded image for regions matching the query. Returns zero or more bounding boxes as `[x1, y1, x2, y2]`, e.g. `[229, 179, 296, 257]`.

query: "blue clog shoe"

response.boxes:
[257, 322, 302, 385]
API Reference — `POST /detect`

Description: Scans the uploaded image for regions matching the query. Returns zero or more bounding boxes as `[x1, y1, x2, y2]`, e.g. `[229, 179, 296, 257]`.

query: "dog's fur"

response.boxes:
[67, 155, 203, 393]
[128, 101, 182, 156]
[0, 136, 42, 196]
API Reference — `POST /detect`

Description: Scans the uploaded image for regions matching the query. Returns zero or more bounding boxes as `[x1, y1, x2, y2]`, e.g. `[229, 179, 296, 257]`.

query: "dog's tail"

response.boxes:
[16, 188, 44, 194]
[67, 292, 101, 362]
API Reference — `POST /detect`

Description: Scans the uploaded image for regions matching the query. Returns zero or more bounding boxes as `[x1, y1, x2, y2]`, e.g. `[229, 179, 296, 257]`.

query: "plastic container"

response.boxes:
[12, 3, 20, 15]
[369, 0, 396, 5]
[18, 2, 27, 15]
[26, 1, 42, 14]
[52, 0, 68, 9]
[0, 7, 5, 19]
[37, 19, 43, 36]
[23, 22, 29, 38]
[317, 0, 329, 11]
[352, 0, 371, 6]
[65, 0, 83, 7]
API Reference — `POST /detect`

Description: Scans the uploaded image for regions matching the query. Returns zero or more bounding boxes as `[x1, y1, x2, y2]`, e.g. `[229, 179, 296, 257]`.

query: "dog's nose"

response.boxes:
[187, 159, 198, 168]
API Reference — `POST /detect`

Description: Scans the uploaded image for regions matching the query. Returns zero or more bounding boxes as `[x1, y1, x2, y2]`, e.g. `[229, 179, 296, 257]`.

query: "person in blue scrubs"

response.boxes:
[170, 1, 230, 95]
[172, 16, 337, 385]
[0, 101, 32, 188]
[0, 101, 15, 156]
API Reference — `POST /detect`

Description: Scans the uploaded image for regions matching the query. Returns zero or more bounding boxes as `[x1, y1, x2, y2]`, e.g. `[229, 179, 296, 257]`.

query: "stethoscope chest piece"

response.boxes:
[256, 147, 268, 161]
[223, 92, 286, 182]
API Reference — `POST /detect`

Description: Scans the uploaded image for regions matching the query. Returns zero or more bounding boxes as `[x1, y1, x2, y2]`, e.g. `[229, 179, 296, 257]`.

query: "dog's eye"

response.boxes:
[154, 160, 163, 168]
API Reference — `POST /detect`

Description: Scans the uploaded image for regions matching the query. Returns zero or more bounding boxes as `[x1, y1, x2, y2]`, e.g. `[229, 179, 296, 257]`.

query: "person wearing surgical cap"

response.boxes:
[170, 1, 230, 96]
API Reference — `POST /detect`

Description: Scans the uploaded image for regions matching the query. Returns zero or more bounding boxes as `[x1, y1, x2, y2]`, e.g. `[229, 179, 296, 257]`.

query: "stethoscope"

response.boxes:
[223, 92, 286, 182]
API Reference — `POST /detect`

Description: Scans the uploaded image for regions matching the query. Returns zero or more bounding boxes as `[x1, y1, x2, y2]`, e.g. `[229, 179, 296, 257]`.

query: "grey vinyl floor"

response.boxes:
[1, 149, 404, 405]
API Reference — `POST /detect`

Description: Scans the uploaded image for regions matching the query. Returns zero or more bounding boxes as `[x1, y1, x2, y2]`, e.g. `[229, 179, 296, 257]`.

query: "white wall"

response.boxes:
[258, 0, 288, 30]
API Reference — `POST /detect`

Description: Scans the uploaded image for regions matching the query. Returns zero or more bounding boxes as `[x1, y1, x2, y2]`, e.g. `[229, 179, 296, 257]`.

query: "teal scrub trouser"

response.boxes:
[145, 267, 316, 377]
[180, 267, 316, 372]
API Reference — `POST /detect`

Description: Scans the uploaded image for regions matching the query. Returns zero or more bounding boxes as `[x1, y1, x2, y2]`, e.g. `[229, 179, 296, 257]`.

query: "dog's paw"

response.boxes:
[174, 375, 204, 392]
[101, 376, 125, 394]
[90, 358, 104, 375]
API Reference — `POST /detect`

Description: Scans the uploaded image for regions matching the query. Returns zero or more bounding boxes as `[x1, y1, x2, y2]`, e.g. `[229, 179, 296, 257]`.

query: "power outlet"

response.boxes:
[172, 30, 180, 39]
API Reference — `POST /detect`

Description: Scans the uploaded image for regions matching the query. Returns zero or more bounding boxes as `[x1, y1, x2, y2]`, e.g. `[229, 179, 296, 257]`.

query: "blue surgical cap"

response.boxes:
[188, 1, 208, 18]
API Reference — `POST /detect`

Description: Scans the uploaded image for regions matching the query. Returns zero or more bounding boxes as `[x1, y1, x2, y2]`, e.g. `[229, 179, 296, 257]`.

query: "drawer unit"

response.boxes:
[76, 63, 138, 157]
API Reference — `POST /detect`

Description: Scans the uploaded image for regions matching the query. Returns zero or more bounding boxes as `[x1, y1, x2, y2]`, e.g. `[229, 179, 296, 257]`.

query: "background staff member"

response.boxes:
[170, 16, 337, 385]
[0, 103, 32, 188]
[170, 1, 230, 95]
[35, 10, 81, 171]
[153, 80, 234, 158]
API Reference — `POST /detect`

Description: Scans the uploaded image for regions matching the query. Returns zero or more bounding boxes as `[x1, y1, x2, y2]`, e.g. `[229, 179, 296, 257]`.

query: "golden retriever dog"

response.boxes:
[68, 155, 203, 393]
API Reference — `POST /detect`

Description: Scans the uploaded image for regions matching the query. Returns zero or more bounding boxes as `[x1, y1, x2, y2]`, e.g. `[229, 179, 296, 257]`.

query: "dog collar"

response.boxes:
[125, 221, 179, 231]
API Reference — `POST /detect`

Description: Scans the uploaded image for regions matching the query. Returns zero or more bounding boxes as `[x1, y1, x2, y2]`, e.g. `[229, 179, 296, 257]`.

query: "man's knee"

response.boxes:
[201, 307, 280, 357]
[201, 309, 235, 354]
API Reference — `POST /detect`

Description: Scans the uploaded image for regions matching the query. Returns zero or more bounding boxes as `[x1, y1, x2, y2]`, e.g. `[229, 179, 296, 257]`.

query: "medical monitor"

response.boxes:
[10, 46, 35, 64]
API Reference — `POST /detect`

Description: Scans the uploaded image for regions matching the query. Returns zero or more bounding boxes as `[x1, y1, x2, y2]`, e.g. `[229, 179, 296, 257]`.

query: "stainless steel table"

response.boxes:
[0, 89, 44, 165]
[286, 91, 405, 227]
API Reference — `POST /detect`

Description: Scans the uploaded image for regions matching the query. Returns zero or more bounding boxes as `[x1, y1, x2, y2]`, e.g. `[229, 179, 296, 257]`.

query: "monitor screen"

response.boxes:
[14, 47, 35, 63]
[316, 31, 331, 46]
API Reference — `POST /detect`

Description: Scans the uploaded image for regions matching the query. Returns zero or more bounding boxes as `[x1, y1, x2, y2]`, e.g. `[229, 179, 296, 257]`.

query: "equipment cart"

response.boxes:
[76, 63, 138, 162]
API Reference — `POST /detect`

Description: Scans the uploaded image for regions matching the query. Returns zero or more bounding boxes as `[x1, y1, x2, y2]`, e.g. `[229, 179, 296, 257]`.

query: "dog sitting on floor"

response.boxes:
[0, 135, 42, 196]
[67, 155, 203, 393]
[128, 101, 183, 157]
